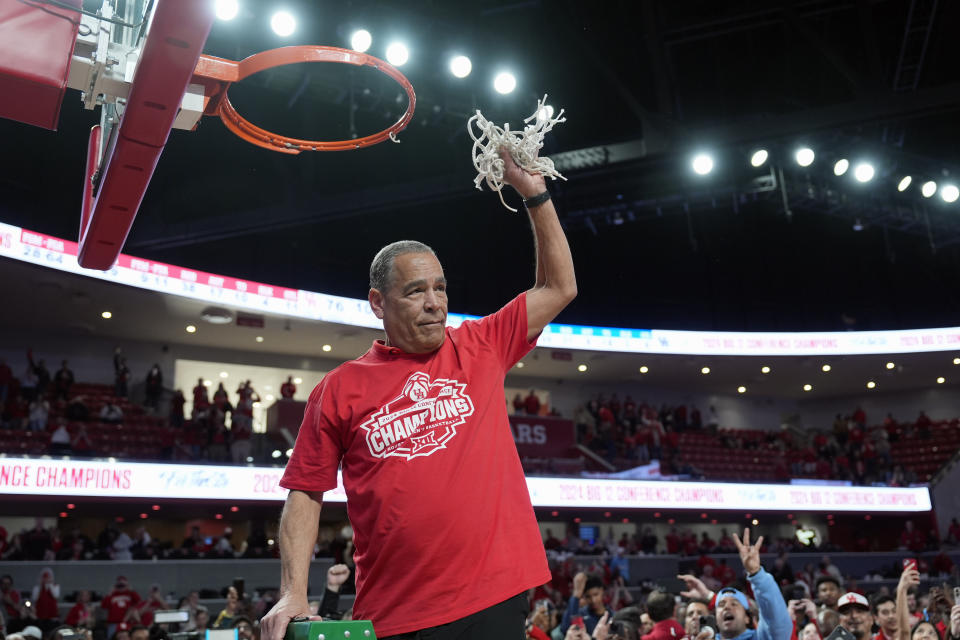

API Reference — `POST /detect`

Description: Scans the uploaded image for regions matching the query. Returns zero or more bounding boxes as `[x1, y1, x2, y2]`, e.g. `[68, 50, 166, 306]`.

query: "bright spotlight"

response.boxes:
[493, 71, 516, 94]
[897, 176, 912, 192]
[866, 381, 876, 389]
[701, 367, 711, 375]
[853, 163, 875, 183]
[937, 377, 946, 384]
[922, 181, 937, 198]
[350, 29, 372, 53]
[795, 148, 815, 167]
[802, 384, 812, 392]
[386, 42, 409, 66]
[941, 184, 959, 203]
[737, 386, 747, 394]
[692, 153, 714, 175]
[750, 149, 768, 167]
[270, 10, 296, 36]
[215, 0, 238, 21]
[833, 159, 849, 176]
[449, 55, 472, 78]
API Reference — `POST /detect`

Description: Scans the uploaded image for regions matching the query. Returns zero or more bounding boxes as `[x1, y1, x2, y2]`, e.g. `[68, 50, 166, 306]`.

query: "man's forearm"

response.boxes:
[528, 198, 575, 295]
[278, 490, 323, 597]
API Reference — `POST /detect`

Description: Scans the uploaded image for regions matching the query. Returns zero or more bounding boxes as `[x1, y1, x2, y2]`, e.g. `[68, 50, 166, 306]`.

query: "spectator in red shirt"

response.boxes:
[31, 567, 60, 624]
[101, 575, 142, 637]
[899, 520, 926, 553]
[65, 590, 96, 630]
[53, 360, 74, 402]
[280, 377, 297, 399]
[524, 390, 541, 415]
[138, 584, 167, 626]
[852, 406, 866, 427]
[1, 573, 22, 627]
[641, 590, 685, 640]
[169, 389, 186, 428]
[192, 379, 209, 410]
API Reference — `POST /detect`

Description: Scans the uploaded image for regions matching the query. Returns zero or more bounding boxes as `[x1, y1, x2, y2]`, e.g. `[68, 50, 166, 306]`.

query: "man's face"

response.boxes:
[800, 622, 820, 640]
[838, 606, 874, 640]
[370, 252, 448, 354]
[196, 611, 209, 628]
[640, 613, 654, 635]
[818, 582, 840, 607]
[717, 596, 749, 638]
[1, 577, 11, 591]
[236, 622, 253, 640]
[907, 592, 917, 613]
[585, 587, 605, 615]
[875, 601, 897, 635]
[686, 602, 710, 635]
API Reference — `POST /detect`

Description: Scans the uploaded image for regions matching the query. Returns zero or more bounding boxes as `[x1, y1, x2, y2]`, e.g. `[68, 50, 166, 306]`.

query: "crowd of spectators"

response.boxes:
[569, 393, 944, 487]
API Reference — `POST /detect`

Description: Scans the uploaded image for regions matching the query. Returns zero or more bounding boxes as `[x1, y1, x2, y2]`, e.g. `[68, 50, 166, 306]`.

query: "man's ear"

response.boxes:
[369, 288, 385, 319]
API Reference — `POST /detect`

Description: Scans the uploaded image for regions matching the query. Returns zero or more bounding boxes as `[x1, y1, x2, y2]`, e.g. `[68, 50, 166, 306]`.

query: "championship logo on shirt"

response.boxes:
[360, 371, 475, 460]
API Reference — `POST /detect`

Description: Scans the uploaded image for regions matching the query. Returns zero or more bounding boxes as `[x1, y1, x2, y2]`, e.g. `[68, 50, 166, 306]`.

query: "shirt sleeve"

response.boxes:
[462, 293, 537, 373]
[749, 568, 793, 640]
[280, 375, 344, 494]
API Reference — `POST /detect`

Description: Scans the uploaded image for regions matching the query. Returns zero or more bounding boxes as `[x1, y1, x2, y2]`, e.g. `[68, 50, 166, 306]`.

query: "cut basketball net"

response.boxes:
[469, 95, 567, 212]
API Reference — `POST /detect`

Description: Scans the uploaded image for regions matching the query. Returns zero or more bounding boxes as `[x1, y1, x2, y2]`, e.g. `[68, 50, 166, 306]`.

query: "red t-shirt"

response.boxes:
[102, 588, 142, 622]
[281, 293, 550, 637]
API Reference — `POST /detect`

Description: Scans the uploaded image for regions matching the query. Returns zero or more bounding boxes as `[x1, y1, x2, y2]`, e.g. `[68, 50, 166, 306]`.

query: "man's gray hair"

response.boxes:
[369, 240, 437, 292]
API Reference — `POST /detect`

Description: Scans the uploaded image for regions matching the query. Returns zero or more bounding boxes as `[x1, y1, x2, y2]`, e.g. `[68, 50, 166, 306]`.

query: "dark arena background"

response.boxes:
[1, 1, 960, 639]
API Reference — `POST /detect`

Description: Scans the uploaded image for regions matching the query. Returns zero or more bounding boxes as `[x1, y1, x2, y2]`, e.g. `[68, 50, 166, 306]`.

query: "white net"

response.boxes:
[468, 94, 567, 212]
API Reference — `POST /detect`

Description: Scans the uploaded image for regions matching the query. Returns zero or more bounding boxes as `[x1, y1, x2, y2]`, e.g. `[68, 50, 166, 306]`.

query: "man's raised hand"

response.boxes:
[732, 528, 764, 575]
[326, 564, 350, 592]
[498, 148, 545, 199]
[573, 572, 588, 599]
[677, 574, 713, 601]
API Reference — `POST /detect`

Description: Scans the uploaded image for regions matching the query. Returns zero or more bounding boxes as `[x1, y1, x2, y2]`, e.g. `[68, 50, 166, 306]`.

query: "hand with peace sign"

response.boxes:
[733, 528, 764, 575]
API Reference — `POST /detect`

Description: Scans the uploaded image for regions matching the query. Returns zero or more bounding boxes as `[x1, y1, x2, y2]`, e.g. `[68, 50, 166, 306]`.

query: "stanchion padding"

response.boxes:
[284, 619, 376, 640]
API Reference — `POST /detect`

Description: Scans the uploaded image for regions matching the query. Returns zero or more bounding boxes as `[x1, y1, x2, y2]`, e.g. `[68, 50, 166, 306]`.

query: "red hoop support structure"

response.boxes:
[192, 45, 417, 154]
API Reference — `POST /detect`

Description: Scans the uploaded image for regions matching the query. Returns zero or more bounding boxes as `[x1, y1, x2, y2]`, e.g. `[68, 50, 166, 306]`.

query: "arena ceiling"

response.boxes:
[3, 0, 960, 332]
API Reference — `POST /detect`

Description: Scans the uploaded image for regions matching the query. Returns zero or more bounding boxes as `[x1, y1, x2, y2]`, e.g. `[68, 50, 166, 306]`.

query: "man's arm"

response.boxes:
[734, 529, 792, 640]
[260, 490, 324, 640]
[499, 150, 577, 340]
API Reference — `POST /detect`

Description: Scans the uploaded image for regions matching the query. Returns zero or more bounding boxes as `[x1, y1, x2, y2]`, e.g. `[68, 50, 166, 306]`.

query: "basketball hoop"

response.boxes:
[192, 45, 417, 154]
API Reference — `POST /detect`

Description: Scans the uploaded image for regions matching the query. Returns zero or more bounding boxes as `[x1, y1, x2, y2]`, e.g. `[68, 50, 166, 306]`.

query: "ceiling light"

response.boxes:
[751, 518, 759, 526]
[385, 42, 409, 66]
[185, 325, 197, 333]
[537, 104, 555, 122]
[922, 181, 937, 198]
[101, 311, 112, 319]
[214, 0, 238, 21]
[639, 366, 649, 374]
[350, 29, 372, 53]
[219, 372, 228, 378]
[737, 386, 746, 394]
[293, 377, 302, 384]
[577, 364, 588, 372]
[821, 364, 831, 372]
[493, 71, 516, 94]
[701, 366, 710, 374]
[271, 450, 281, 459]
[201, 307, 232, 324]
[886, 361, 895, 369]
[750, 149, 768, 167]
[515, 362, 524, 368]
[953, 358, 960, 365]
[937, 377, 946, 384]
[203, 380, 211, 387]
[833, 159, 849, 176]
[265, 394, 275, 401]
[795, 148, 815, 167]
[285, 448, 293, 457]
[941, 184, 959, 203]
[270, 10, 296, 37]
[866, 381, 876, 389]
[852, 219, 864, 232]
[322, 344, 332, 352]
[449, 55, 472, 78]
[255, 336, 264, 343]
[761, 366, 770, 374]
[853, 163, 875, 182]
[245, 456, 254, 462]
[897, 176, 912, 192]
[692, 153, 714, 175]
[802, 384, 812, 392]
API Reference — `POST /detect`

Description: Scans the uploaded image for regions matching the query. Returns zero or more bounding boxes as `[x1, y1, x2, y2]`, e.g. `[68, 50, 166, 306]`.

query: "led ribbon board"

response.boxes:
[0, 457, 931, 511]
[2, 222, 960, 356]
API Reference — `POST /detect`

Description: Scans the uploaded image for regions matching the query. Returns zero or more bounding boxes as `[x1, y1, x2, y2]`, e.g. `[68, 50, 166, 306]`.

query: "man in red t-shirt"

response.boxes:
[101, 575, 142, 637]
[1, 573, 21, 626]
[263, 150, 577, 640]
